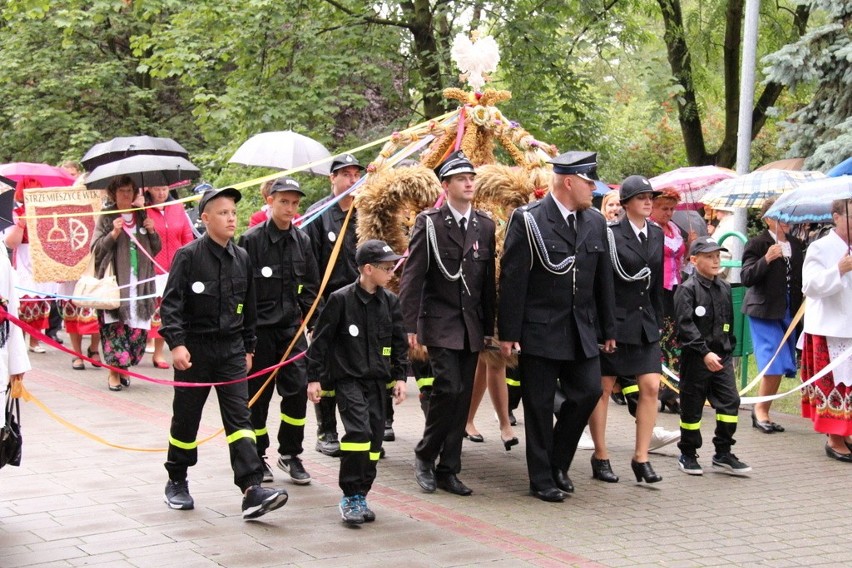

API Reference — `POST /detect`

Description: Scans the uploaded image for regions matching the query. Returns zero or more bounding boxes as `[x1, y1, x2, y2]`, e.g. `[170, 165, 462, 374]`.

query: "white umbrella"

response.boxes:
[229, 131, 332, 175]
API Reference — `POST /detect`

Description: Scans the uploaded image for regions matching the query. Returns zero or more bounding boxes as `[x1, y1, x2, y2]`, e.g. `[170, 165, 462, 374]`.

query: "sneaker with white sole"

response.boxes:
[278, 455, 312, 485]
[648, 426, 680, 451]
[339, 495, 364, 524]
[164, 479, 194, 510]
[261, 458, 274, 483]
[242, 485, 288, 520]
[678, 454, 703, 475]
[712, 453, 752, 475]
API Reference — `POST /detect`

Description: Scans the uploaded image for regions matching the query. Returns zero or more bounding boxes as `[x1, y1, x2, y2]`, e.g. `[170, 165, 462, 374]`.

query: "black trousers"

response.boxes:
[415, 346, 479, 475]
[337, 378, 385, 496]
[520, 353, 602, 492]
[677, 351, 740, 456]
[247, 327, 308, 458]
[165, 336, 263, 491]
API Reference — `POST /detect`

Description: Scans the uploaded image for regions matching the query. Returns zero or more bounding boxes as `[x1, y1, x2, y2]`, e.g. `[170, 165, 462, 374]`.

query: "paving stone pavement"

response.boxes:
[2, 338, 851, 567]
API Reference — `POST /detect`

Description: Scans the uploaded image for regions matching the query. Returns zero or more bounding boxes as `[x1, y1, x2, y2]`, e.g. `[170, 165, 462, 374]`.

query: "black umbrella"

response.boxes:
[0, 189, 16, 232]
[0, 174, 16, 189]
[81, 135, 189, 171]
[84, 154, 200, 190]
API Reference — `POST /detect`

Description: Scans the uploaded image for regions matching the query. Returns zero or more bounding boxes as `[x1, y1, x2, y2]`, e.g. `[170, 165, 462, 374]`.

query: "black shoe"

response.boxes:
[508, 411, 517, 426]
[631, 460, 662, 483]
[771, 422, 785, 432]
[435, 473, 472, 496]
[530, 487, 566, 502]
[825, 443, 852, 463]
[242, 485, 288, 520]
[357, 494, 376, 522]
[339, 495, 364, 525]
[464, 431, 484, 443]
[277, 455, 312, 485]
[712, 452, 752, 474]
[414, 456, 436, 492]
[261, 458, 274, 483]
[164, 479, 194, 510]
[751, 409, 775, 434]
[678, 454, 703, 475]
[610, 391, 626, 405]
[47, 332, 64, 345]
[552, 469, 574, 493]
[591, 456, 619, 483]
[502, 437, 519, 451]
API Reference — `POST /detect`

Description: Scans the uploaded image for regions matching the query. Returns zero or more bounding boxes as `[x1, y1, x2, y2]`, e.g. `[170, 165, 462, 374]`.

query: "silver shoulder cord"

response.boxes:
[523, 211, 577, 275]
[606, 227, 651, 289]
[424, 215, 471, 296]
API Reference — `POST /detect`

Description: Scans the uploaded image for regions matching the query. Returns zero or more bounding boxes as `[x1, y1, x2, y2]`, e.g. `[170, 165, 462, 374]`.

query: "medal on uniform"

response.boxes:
[473, 240, 480, 259]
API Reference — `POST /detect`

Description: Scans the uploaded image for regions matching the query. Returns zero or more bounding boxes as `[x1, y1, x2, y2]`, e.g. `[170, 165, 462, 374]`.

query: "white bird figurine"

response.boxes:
[451, 32, 500, 92]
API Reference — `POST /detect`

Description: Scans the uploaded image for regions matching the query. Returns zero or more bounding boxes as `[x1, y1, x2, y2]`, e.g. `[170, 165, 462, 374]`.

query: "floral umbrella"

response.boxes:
[649, 166, 737, 208]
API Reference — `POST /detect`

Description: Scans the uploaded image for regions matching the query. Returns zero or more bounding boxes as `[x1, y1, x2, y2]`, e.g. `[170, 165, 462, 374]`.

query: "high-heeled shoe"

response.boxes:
[631, 460, 662, 483]
[107, 372, 122, 392]
[464, 431, 484, 443]
[751, 409, 775, 434]
[502, 437, 519, 451]
[590, 456, 619, 483]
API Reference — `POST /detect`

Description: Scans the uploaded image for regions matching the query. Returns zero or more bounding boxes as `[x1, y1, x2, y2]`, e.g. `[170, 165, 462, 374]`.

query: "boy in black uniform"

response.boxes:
[307, 239, 408, 525]
[238, 177, 320, 485]
[160, 187, 288, 519]
[674, 236, 751, 476]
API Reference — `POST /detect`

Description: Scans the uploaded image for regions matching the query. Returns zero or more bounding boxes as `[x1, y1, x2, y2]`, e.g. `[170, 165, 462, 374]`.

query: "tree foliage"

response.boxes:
[763, 0, 852, 171]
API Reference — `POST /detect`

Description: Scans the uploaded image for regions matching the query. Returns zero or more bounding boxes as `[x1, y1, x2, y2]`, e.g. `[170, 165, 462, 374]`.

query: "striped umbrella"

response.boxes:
[701, 170, 825, 209]
[765, 176, 852, 224]
[649, 166, 737, 206]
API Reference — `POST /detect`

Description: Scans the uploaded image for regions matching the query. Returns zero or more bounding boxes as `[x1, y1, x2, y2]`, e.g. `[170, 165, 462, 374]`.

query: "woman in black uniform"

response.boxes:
[588, 175, 665, 484]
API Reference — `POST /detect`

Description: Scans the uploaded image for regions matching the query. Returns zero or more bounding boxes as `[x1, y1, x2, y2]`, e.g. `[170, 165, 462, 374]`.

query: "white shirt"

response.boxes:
[769, 230, 792, 258]
[803, 230, 852, 338]
[551, 198, 576, 225]
[629, 218, 648, 241]
[447, 202, 471, 229]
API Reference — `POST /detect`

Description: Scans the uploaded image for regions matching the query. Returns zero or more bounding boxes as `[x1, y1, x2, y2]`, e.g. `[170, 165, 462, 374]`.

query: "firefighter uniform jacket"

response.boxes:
[237, 219, 320, 330]
[674, 271, 736, 357]
[307, 280, 408, 386]
[159, 234, 257, 353]
[398, 204, 496, 351]
[304, 203, 358, 298]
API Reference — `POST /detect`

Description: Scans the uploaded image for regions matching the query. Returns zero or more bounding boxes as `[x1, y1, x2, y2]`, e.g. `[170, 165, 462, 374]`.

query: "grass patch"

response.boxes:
[735, 355, 802, 416]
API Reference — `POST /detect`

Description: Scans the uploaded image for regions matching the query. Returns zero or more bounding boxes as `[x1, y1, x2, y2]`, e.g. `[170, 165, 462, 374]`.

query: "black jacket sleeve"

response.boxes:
[389, 293, 409, 381]
[674, 283, 710, 356]
[497, 209, 531, 343]
[159, 247, 190, 350]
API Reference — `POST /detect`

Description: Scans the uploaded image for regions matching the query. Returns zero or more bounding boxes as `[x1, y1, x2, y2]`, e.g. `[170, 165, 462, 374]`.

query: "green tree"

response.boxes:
[763, 0, 852, 171]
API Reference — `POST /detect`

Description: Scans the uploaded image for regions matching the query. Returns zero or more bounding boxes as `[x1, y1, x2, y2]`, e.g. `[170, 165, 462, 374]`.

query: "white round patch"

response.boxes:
[348, 324, 359, 337]
[695, 306, 706, 317]
[328, 231, 337, 242]
[261, 266, 273, 278]
[139, 228, 147, 235]
[191, 281, 205, 294]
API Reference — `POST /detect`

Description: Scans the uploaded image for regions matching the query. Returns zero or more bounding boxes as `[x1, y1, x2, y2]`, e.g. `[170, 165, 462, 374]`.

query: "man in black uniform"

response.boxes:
[399, 150, 496, 496]
[499, 151, 617, 502]
[238, 177, 320, 485]
[160, 187, 288, 520]
[304, 153, 364, 457]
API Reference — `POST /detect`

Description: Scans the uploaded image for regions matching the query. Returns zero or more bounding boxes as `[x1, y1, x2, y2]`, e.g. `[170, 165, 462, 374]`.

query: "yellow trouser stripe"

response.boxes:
[281, 413, 306, 426]
[319, 389, 336, 397]
[339, 441, 371, 452]
[680, 420, 701, 430]
[505, 378, 521, 387]
[255, 427, 268, 437]
[369, 452, 381, 461]
[622, 384, 639, 395]
[169, 436, 197, 450]
[716, 414, 738, 423]
[226, 429, 256, 444]
[416, 377, 435, 388]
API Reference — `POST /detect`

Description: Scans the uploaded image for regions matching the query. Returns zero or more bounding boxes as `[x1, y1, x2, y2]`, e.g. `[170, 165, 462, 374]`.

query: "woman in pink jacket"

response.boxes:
[145, 186, 194, 368]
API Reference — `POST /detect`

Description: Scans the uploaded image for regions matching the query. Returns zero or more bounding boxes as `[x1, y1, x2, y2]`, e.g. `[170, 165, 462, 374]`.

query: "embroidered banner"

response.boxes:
[24, 188, 103, 283]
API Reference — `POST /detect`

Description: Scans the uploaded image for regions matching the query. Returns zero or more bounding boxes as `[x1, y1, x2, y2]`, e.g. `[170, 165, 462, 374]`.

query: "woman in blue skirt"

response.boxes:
[741, 198, 804, 433]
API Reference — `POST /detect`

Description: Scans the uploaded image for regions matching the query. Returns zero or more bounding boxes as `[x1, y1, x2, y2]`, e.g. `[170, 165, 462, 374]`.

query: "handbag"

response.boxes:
[0, 393, 22, 469]
[73, 255, 121, 310]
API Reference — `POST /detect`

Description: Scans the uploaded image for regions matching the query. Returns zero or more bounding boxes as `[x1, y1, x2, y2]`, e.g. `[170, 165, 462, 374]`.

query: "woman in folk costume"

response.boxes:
[800, 198, 852, 462]
[588, 176, 665, 484]
[2, 178, 59, 354]
[0, 250, 32, 426]
[91, 176, 161, 391]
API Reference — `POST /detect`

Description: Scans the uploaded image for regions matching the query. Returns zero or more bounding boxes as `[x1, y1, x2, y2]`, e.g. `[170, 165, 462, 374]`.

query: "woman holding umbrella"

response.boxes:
[800, 197, 852, 461]
[91, 176, 161, 390]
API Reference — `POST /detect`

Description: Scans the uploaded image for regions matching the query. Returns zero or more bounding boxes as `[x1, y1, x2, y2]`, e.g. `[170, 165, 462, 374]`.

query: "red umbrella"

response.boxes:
[0, 162, 76, 187]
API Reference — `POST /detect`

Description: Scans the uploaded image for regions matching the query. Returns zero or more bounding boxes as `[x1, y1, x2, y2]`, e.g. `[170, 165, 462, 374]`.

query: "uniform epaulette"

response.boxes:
[522, 201, 541, 212]
[607, 218, 619, 227]
[586, 207, 605, 218]
[474, 208, 493, 220]
[422, 207, 440, 215]
[647, 218, 661, 228]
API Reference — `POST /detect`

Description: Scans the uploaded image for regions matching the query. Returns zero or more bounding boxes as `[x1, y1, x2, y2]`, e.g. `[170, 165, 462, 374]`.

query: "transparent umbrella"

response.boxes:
[229, 130, 332, 175]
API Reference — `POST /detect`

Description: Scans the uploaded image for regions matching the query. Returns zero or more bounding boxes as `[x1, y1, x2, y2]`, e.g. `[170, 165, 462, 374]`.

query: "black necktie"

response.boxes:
[639, 231, 647, 250]
[459, 217, 467, 236]
[566, 214, 577, 244]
